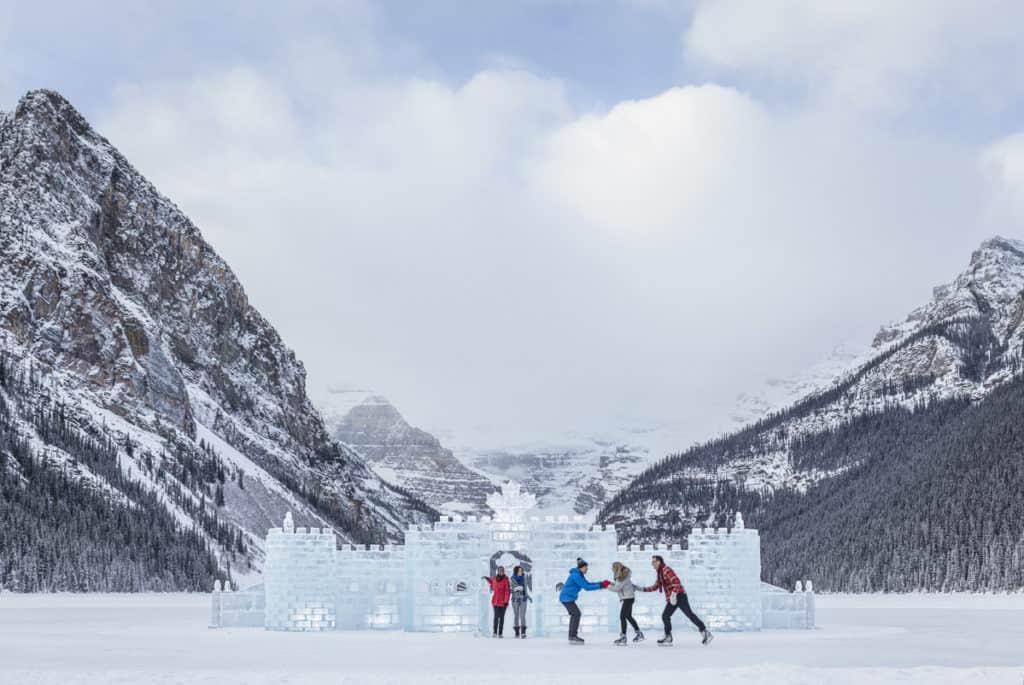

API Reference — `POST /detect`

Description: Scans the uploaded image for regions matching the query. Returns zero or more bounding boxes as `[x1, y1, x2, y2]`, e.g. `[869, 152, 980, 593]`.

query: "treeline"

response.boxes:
[604, 316, 1016, 513]
[752, 376, 1024, 591]
[0, 351, 230, 591]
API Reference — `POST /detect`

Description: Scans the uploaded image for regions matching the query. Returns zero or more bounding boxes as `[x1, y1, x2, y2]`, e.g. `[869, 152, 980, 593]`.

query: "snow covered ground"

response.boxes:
[1, 593, 1022, 684]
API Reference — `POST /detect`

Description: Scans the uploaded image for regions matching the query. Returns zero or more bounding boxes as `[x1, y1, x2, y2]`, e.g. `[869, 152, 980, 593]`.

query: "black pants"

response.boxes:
[493, 604, 507, 635]
[662, 592, 706, 634]
[562, 601, 581, 638]
[619, 598, 640, 634]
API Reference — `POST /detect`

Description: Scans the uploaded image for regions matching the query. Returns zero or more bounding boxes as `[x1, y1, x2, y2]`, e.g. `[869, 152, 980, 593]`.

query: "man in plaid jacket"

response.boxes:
[642, 555, 713, 646]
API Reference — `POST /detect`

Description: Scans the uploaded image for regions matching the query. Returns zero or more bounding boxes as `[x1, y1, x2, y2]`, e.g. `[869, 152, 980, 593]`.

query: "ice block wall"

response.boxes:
[264, 514, 337, 631]
[334, 544, 405, 630]
[529, 516, 617, 637]
[209, 581, 265, 628]
[404, 517, 491, 632]
[761, 580, 815, 629]
[614, 544, 687, 632]
[684, 513, 762, 631]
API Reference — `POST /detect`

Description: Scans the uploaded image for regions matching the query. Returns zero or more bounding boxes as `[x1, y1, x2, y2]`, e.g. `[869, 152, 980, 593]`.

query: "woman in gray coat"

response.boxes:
[609, 561, 644, 645]
[509, 565, 532, 638]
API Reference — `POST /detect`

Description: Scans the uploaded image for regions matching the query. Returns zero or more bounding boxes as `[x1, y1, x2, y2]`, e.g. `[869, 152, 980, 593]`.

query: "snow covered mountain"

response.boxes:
[318, 390, 676, 517]
[454, 433, 649, 515]
[318, 389, 494, 516]
[599, 237, 1024, 591]
[0, 90, 435, 590]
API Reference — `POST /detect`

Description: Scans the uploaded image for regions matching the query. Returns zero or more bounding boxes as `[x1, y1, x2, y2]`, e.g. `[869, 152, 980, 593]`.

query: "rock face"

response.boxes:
[319, 389, 495, 515]
[598, 237, 1024, 590]
[0, 90, 434, 588]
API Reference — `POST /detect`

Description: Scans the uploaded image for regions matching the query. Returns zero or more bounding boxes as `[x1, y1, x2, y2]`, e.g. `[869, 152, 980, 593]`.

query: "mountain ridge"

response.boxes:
[0, 89, 435, 590]
[598, 236, 1024, 590]
[319, 389, 496, 516]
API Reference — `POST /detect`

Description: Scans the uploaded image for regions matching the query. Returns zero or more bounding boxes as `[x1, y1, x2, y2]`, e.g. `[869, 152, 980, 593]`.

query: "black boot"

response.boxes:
[514, 626, 521, 638]
[521, 627, 527, 639]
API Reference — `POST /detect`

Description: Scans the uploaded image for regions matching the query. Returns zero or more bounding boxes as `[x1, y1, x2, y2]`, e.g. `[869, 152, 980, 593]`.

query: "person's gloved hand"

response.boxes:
[601, 580, 611, 588]
[669, 591, 678, 606]
[481, 576, 489, 582]
[528, 597, 533, 603]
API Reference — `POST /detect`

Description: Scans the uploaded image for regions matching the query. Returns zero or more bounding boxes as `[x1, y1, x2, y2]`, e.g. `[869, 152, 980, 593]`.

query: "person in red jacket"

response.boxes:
[483, 566, 511, 637]
[642, 555, 713, 646]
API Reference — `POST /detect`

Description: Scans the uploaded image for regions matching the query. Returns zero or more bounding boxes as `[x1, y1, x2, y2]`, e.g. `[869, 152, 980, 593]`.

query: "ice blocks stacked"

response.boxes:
[614, 543, 687, 632]
[684, 513, 763, 631]
[335, 544, 406, 630]
[233, 484, 814, 634]
[528, 516, 617, 637]
[761, 580, 816, 629]
[209, 581, 265, 628]
[404, 517, 491, 632]
[264, 513, 338, 631]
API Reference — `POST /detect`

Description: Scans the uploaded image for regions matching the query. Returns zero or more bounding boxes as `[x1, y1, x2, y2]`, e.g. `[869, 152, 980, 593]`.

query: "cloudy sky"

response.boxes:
[4, 1, 1024, 445]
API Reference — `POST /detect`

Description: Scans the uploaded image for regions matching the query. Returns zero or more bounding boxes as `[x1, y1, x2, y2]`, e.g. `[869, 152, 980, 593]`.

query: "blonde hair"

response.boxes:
[612, 562, 630, 582]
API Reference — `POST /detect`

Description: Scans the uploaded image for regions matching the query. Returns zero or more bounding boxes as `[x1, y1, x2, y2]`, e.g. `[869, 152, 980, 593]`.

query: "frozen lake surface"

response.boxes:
[1, 593, 1022, 684]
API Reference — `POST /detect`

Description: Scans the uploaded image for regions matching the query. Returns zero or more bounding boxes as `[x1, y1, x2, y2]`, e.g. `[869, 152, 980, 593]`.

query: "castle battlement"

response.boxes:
[211, 482, 814, 634]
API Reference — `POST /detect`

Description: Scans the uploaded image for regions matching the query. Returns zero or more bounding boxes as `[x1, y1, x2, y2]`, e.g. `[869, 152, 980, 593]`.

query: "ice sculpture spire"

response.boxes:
[734, 511, 745, 530]
[486, 481, 536, 522]
[283, 511, 294, 533]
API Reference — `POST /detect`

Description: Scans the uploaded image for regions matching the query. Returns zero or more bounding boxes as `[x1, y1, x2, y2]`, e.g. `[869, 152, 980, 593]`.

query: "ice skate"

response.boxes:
[569, 636, 585, 645]
[701, 629, 714, 646]
[633, 630, 645, 643]
[613, 634, 628, 646]
[657, 633, 673, 646]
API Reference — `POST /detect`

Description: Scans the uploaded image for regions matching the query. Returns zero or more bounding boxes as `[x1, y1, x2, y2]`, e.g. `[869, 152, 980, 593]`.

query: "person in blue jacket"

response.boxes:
[558, 557, 610, 644]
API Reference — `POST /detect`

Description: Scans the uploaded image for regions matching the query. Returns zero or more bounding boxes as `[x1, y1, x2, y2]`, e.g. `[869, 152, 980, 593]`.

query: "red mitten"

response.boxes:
[601, 580, 611, 588]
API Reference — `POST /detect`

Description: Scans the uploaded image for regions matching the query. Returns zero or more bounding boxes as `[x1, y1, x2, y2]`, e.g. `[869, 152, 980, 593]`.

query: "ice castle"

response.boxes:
[210, 482, 814, 634]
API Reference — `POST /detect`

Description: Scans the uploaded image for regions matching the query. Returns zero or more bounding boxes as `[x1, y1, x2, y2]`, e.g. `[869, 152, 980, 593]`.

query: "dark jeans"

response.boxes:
[493, 604, 507, 635]
[662, 592, 706, 634]
[562, 600, 582, 638]
[619, 598, 640, 634]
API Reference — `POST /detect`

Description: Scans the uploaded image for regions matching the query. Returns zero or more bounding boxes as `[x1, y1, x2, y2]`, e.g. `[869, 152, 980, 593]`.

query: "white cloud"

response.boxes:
[983, 133, 1024, 221]
[91, 5, 1022, 448]
[533, 85, 767, 235]
[685, 0, 1024, 113]
[98, 51, 587, 437]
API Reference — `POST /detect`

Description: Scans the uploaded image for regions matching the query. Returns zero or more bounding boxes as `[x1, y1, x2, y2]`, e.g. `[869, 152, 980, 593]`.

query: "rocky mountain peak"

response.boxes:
[319, 389, 495, 516]
[1, 88, 435, 588]
[873, 236, 1024, 350]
